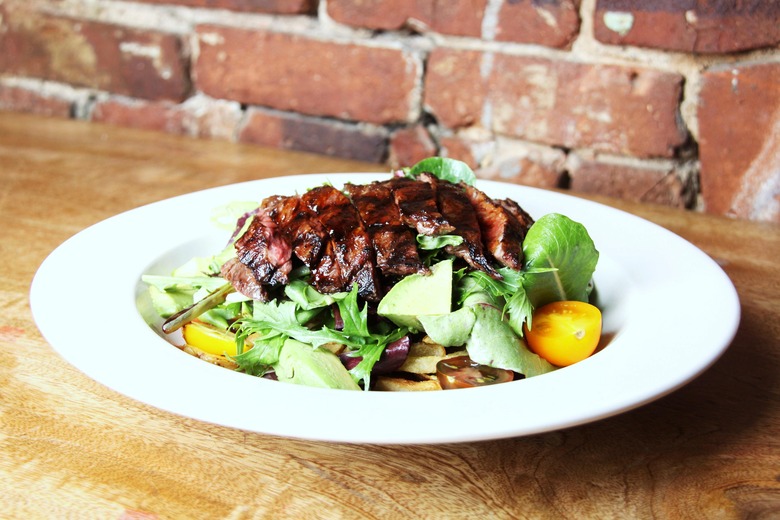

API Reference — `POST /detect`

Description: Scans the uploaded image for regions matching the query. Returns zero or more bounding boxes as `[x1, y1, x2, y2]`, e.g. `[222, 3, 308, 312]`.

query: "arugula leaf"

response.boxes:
[234, 292, 408, 389]
[336, 284, 370, 337]
[232, 333, 286, 376]
[504, 288, 533, 338]
[246, 300, 348, 349]
[522, 213, 599, 308]
[405, 157, 477, 186]
[347, 327, 409, 389]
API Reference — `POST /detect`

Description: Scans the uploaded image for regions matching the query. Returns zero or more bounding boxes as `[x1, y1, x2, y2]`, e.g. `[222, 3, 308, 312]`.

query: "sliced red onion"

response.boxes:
[340, 335, 410, 373]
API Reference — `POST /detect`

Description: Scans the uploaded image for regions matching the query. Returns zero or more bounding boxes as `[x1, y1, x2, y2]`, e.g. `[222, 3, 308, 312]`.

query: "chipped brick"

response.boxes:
[133, 0, 315, 14]
[389, 125, 438, 169]
[698, 62, 780, 222]
[0, 84, 72, 118]
[327, 0, 487, 37]
[594, 0, 780, 53]
[425, 48, 687, 158]
[568, 155, 685, 207]
[194, 26, 421, 125]
[239, 107, 388, 162]
[495, 0, 581, 49]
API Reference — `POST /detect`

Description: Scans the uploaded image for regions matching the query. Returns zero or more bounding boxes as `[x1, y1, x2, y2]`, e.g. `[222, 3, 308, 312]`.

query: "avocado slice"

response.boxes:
[418, 305, 476, 347]
[274, 339, 360, 390]
[147, 285, 195, 318]
[377, 259, 453, 332]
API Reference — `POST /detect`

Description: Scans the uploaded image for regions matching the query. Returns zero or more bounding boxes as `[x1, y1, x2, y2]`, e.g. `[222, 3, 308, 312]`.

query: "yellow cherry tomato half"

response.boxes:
[182, 321, 239, 357]
[524, 301, 602, 367]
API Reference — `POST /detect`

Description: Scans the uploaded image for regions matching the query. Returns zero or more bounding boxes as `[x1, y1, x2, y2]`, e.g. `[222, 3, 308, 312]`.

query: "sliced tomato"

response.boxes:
[436, 356, 514, 389]
[182, 321, 239, 357]
[524, 300, 602, 367]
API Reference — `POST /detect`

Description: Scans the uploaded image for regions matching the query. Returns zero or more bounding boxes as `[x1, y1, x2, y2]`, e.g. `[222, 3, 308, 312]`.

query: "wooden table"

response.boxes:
[2, 112, 779, 519]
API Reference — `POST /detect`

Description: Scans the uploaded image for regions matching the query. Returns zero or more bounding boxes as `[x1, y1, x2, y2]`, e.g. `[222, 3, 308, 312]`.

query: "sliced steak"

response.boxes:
[345, 181, 427, 278]
[464, 184, 526, 271]
[301, 185, 382, 301]
[497, 198, 534, 232]
[233, 209, 293, 286]
[420, 174, 501, 279]
[264, 195, 327, 268]
[389, 177, 455, 236]
[220, 257, 269, 301]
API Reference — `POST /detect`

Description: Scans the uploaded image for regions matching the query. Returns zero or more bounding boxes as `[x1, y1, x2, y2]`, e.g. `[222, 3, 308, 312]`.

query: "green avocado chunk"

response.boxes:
[377, 259, 453, 332]
[274, 339, 360, 390]
[418, 306, 476, 347]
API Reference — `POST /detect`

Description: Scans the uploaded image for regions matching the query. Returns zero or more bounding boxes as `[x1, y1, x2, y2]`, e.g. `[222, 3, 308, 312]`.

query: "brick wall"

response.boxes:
[1, 0, 778, 222]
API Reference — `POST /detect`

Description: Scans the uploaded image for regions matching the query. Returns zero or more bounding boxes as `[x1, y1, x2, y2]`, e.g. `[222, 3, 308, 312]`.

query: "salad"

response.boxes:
[142, 158, 600, 391]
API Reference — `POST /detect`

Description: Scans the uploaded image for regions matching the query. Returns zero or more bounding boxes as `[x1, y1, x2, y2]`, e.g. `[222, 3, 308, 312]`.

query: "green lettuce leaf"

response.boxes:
[336, 284, 370, 337]
[466, 304, 556, 377]
[405, 157, 477, 186]
[522, 213, 599, 308]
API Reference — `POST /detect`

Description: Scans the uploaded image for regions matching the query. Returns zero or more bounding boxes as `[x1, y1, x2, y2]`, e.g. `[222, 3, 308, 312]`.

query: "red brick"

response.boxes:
[91, 96, 242, 139]
[389, 125, 437, 169]
[594, 0, 780, 54]
[239, 107, 388, 162]
[477, 142, 566, 190]
[0, 85, 72, 118]
[423, 49, 489, 129]
[568, 155, 686, 207]
[425, 48, 687, 158]
[327, 0, 486, 37]
[0, 6, 189, 102]
[194, 26, 421, 125]
[698, 62, 780, 222]
[495, 0, 581, 49]
[132, 0, 314, 14]
[438, 135, 481, 169]
[92, 99, 183, 133]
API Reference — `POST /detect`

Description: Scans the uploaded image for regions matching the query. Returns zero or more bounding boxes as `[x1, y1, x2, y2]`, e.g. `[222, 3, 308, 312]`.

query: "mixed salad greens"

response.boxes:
[142, 158, 600, 391]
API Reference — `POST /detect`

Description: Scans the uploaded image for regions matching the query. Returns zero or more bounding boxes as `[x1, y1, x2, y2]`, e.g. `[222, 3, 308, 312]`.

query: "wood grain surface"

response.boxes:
[1, 112, 779, 519]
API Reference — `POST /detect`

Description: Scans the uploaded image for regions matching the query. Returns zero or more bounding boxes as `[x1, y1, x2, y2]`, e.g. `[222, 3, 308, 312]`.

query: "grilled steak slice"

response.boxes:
[497, 198, 534, 231]
[345, 181, 426, 277]
[389, 177, 455, 236]
[220, 257, 269, 301]
[420, 174, 501, 279]
[233, 209, 293, 286]
[264, 195, 327, 268]
[465, 185, 526, 270]
[301, 185, 381, 301]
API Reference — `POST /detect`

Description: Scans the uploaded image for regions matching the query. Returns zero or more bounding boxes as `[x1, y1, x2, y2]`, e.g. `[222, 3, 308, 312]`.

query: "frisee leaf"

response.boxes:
[336, 284, 370, 337]
[347, 328, 409, 389]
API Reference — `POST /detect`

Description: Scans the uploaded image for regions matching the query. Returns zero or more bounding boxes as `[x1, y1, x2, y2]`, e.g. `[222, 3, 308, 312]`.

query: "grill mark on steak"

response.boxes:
[264, 195, 327, 268]
[389, 177, 455, 236]
[420, 174, 502, 279]
[465, 184, 527, 271]
[233, 209, 293, 286]
[301, 185, 381, 301]
[220, 257, 269, 301]
[344, 181, 427, 278]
